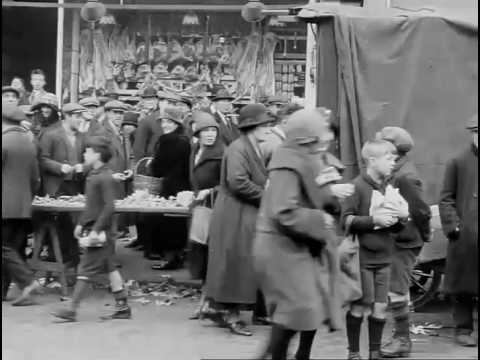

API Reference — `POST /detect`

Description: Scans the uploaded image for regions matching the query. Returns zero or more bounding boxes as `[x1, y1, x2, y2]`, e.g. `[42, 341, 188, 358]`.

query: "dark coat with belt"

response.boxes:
[206, 135, 268, 304]
[254, 141, 342, 331]
[189, 139, 225, 207]
[389, 155, 431, 248]
[133, 110, 163, 162]
[439, 144, 478, 295]
[2, 126, 40, 219]
[150, 128, 191, 197]
[213, 111, 240, 146]
[39, 124, 85, 196]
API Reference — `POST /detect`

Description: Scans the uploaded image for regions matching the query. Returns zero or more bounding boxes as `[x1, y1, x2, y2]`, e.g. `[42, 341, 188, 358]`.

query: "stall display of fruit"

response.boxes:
[32, 190, 194, 210]
[33, 195, 86, 207]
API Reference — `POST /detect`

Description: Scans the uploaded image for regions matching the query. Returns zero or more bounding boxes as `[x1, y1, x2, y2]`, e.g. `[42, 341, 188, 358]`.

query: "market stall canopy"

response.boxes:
[296, 2, 477, 30]
[294, 2, 477, 204]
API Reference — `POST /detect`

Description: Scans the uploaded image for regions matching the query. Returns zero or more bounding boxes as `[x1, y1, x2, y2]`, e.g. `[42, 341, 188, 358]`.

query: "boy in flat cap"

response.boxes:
[375, 127, 432, 358]
[439, 114, 478, 347]
[2, 86, 20, 107]
[51, 136, 131, 322]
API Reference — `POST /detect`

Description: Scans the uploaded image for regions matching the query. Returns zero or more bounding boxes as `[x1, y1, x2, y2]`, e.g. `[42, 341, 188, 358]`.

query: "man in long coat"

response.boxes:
[2, 105, 42, 305]
[209, 88, 241, 146]
[439, 114, 478, 347]
[206, 104, 271, 336]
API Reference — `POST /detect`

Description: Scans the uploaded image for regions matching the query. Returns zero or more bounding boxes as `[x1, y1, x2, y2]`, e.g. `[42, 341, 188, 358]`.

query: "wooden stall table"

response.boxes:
[30, 203, 191, 297]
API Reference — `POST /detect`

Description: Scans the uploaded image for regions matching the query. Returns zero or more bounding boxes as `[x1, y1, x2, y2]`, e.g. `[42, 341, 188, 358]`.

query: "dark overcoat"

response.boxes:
[254, 142, 342, 331]
[39, 125, 85, 196]
[2, 126, 40, 219]
[213, 112, 240, 146]
[133, 110, 163, 162]
[206, 135, 268, 304]
[189, 139, 224, 206]
[439, 144, 478, 295]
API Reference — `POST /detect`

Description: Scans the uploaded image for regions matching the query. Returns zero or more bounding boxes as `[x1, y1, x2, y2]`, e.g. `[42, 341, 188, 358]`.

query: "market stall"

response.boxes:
[30, 191, 192, 296]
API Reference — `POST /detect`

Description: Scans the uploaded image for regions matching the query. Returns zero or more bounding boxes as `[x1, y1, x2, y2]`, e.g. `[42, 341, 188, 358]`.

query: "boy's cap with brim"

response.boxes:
[466, 114, 478, 130]
[79, 97, 100, 107]
[104, 100, 128, 112]
[2, 86, 20, 98]
[62, 103, 87, 114]
[376, 126, 414, 154]
[2, 105, 28, 123]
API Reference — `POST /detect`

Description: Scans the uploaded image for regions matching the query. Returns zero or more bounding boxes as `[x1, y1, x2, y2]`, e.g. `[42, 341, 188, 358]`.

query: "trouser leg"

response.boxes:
[269, 324, 296, 360]
[254, 289, 268, 318]
[452, 294, 474, 333]
[295, 330, 316, 360]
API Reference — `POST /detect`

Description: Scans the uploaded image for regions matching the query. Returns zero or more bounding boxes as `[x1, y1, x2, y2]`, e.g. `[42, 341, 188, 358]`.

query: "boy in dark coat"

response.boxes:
[51, 136, 131, 322]
[2, 105, 42, 305]
[342, 140, 408, 360]
[439, 114, 478, 347]
[376, 127, 432, 357]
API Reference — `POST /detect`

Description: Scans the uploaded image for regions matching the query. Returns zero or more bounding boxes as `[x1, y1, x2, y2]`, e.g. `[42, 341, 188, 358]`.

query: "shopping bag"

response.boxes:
[189, 205, 212, 245]
[337, 234, 363, 307]
[370, 184, 409, 229]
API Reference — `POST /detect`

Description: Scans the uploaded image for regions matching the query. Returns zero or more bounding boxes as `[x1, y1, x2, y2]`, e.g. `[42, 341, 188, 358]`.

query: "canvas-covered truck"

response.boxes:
[296, 3, 477, 309]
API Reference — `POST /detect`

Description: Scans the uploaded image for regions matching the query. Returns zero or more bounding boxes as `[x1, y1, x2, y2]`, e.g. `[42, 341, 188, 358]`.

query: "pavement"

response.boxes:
[2, 243, 478, 360]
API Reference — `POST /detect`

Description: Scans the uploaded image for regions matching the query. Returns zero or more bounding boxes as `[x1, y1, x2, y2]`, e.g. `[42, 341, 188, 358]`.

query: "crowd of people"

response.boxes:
[2, 68, 478, 360]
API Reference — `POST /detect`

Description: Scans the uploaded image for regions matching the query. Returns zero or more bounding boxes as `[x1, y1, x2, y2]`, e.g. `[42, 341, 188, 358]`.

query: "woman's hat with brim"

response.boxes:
[192, 111, 219, 136]
[237, 103, 271, 130]
[2, 105, 27, 123]
[31, 93, 59, 112]
[2, 86, 20, 98]
[159, 106, 184, 125]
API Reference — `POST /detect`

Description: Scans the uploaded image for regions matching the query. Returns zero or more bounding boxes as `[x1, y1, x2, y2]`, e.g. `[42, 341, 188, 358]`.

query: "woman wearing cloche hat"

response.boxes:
[187, 111, 225, 320]
[204, 103, 274, 336]
[147, 107, 191, 269]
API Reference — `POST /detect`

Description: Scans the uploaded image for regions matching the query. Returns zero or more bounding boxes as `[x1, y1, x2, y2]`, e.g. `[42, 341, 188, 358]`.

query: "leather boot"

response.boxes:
[347, 351, 362, 360]
[381, 336, 412, 357]
[100, 306, 132, 320]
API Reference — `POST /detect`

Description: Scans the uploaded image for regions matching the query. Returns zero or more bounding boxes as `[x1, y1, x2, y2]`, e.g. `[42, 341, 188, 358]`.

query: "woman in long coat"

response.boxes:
[439, 114, 478, 346]
[254, 108, 343, 360]
[205, 104, 272, 336]
[187, 111, 225, 319]
[149, 107, 191, 270]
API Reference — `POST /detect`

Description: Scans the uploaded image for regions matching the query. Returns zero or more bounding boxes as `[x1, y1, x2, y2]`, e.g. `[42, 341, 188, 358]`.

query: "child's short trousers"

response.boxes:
[77, 241, 116, 279]
[354, 265, 391, 305]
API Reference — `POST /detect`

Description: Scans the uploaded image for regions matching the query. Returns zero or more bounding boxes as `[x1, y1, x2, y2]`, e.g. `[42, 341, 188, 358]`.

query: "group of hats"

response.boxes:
[140, 86, 192, 108]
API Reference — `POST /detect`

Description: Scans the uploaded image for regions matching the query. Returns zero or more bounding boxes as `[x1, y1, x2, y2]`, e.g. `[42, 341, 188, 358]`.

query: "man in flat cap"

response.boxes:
[439, 114, 478, 347]
[2, 105, 42, 305]
[375, 127, 432, 358]
[2, 86, 20, 107]
[39, 103, 88, 267]
[209, 88, 240, 146]
[79, 97, 101, 136]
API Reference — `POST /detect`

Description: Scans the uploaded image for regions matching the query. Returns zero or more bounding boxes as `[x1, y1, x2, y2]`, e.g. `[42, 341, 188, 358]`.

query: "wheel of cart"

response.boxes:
[409, 205, 447, 311]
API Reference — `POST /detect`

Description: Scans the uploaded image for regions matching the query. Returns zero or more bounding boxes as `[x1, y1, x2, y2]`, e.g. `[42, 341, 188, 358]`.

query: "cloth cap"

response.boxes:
[122, 112, 139, 127]
[62, 103, 86, 114]
[2, 86, 20, 98]
[237, 103, 271, 129]
[160, 107, 184, 125]
[98, 96, 110, 106]
[140, 87, 158, 98]
[2, 105, 27, 123]
[376, 126, 415, 154]
[284, 107, 332, 145]
[466, 114, 478, 130]
[79, 97, 100, 107]
[192, 111, 219, 136]
[31, 93, 59, 112]
[267, 94, 289, 105]
[211, 88, 234, 102]
[104, 100, 128, 112]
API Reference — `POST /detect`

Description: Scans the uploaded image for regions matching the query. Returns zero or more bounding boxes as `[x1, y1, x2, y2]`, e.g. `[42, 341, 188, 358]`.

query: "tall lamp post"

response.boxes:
[81, 0, 106, 97]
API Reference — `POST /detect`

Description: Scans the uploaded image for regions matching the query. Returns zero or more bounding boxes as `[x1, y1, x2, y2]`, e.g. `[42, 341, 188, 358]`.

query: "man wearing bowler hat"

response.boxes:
[439, 114, 478, 347]
[210, 88, 240, 145]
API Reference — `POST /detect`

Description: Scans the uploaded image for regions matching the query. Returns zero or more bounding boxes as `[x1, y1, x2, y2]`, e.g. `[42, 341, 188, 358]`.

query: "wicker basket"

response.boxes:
[133, 157, 164, 195]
